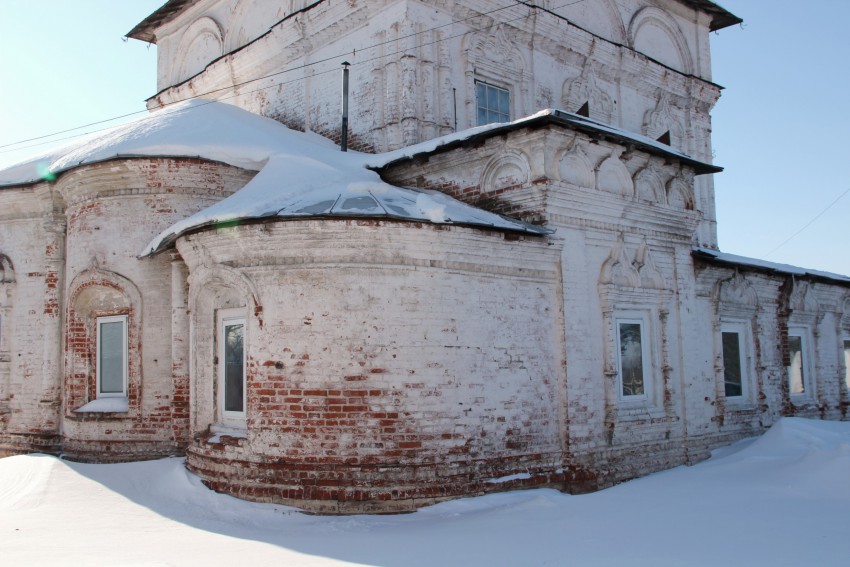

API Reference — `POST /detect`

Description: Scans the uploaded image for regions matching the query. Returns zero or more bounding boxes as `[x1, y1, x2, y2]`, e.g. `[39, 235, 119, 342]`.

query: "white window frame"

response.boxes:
[615, 315, 652, 402]
[475, 80, 511, 126]
[96, 315, 128, 399]
[787, 326, 814, 401]
[842, 336, 850, 393]
[720, 321, 751, 402]
[217, 309, 247, 427]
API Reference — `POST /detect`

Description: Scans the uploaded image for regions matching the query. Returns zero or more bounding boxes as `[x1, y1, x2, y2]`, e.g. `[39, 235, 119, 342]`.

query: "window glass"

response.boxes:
[619, 322, 645, 397]
[223, 321, 244, 413]
[721, 331, 743, 397]
[97, 317, 126, 397]
[476, 82, 510, 125]
[788, 335, 805, 395]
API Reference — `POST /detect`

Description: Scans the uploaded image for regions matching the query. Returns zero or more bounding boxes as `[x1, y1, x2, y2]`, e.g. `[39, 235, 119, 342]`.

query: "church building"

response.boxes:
[1, 0, 848, 514]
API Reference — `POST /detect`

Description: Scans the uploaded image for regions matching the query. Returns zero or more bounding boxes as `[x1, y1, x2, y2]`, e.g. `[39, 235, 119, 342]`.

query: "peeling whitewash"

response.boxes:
[1, 0, 848, 514]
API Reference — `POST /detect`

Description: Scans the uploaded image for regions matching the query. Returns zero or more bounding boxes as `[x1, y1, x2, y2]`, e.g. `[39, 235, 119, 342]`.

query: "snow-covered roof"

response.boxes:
[0, 100, 298, 187]
[0, 100, 552, 256]
[368, 109, 721, 176]
[693, 247, 850, 284]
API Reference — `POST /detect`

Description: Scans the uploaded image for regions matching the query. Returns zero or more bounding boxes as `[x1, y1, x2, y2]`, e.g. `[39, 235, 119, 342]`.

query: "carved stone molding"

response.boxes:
[789, 281, 819, 315]
[0, 254, 14, 284]
[557, 144, 595, 188]
[715, 272, 759, 311]
[643, 91, 685, 148]
[634, 240, 665, 290]
[562, 59, 614, 124]
[599, 237, 669, 292]
[596, 149, 633, 197]
[634, 165, 666, 205]
[481, 150, 531, 193]
[599, 237, 640, 288]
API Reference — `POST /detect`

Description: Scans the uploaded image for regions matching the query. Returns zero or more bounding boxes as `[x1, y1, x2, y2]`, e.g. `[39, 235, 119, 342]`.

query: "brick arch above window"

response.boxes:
[65, 268, 143, 416]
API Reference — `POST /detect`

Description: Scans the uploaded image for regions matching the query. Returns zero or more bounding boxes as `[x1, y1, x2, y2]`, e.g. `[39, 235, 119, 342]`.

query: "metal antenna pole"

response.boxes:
[341, 61, 350, 152]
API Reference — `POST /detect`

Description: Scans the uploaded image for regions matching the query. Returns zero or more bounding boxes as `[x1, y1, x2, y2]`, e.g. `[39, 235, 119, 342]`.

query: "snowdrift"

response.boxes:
[2, 417, 849, 566]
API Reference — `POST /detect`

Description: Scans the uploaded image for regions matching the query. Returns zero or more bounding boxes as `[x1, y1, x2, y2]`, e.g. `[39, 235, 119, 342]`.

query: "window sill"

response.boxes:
[615, 401, 666, 422]
[74, 398, 129, 413]
[724, 399, 758, 413]
[790, 395, 816, 407]
[207, 424, 247, 445]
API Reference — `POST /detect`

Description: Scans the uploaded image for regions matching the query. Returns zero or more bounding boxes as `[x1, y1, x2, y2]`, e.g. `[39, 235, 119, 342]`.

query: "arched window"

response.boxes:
[65, 269, 141, 414]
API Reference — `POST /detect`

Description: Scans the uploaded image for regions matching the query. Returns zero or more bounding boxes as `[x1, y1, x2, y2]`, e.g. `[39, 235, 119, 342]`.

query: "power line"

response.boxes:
[1, 0, 593, 156]
[0, 0, 561, 153]
[764, 187, 850, 258]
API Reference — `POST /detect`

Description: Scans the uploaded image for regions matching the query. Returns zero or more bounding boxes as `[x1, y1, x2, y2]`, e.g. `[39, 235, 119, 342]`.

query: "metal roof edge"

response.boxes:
[679, 0, 743, 32]
[692, 247, 850, 285]
[126, 0, 198, 43]
[374, 110, 721, 176]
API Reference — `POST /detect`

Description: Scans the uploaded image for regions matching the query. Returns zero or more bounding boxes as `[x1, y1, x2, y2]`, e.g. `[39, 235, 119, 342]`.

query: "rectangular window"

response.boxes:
[843, 339, 850, 391]
[617, 320, 646, 398]
[218, 311, 246, 423]
[788, 333, 806, 396]
[721, 331, 744, 397]
[96, 315, 127, 398]
[476, 81, 510, 126]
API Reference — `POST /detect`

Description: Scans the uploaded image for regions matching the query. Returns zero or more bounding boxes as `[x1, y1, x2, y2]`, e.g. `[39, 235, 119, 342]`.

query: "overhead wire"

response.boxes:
[0, 0, 586, 155]
[763, 187, 850, 258]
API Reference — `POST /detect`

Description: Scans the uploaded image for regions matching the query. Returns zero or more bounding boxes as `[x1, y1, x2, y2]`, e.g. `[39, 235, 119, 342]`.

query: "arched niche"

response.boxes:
[481, 151, 531, 193]
[550, 0, 627, 44]
[187, 264, 259, 432]
[596, 149, 633, 198]
[666, 177, 694, 210]
[65, 268, 143, 413]
[175, 17, 224, 83]
[225, 0, 288, 52]
[628, 7, 693, 75]
[557, 145, 595, 188]
[634, 166, 666, 204]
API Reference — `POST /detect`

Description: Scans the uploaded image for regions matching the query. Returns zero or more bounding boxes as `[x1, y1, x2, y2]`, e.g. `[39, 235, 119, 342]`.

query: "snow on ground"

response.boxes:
[2, 418, 849, 566]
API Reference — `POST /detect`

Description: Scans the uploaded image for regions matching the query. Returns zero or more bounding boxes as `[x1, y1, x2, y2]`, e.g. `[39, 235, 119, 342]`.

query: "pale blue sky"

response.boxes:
[711, 1, 850, 276]
[1, 1, 846, 275]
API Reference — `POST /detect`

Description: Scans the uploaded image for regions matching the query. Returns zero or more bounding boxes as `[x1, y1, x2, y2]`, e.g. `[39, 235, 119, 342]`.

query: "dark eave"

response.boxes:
[693, 247, 850, 286]
[679, 0, 742, 32]
[126, 0, 196, 43]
